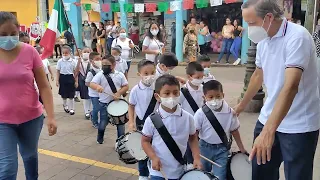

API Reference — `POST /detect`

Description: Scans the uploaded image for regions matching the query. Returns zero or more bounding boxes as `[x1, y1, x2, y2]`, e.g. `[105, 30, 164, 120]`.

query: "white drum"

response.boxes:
[179, 169, 219, 180]
[107, 99, 129, 125]
[115, 131, 147, 164]
[229, 152, 252, 180]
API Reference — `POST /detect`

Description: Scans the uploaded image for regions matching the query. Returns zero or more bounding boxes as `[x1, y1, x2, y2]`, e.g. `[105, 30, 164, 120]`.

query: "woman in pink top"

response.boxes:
[0, 12, 57, 179]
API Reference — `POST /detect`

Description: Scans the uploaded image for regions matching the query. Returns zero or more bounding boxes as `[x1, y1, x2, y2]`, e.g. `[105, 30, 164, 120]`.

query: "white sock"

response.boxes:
[68, 98, 75, 110]
[63, 99, 67, 107]
[83, 99, 92, 114]
[75, 91, 80, 97]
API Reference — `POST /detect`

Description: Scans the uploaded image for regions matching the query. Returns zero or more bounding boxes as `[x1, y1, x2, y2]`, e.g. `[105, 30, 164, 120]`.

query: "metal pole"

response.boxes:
[175, 0, 184, 62]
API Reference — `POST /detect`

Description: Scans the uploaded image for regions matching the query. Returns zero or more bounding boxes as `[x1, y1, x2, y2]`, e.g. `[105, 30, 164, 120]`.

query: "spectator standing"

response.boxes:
[183, 27, 199, 62]
[142, 23, 164, 63]
[198, 21, 209, 55]
[171, 21, 176, 53]
[216, 18, 234, 64]
[230, 19, 243, 65]
[82, 20, 93, 48]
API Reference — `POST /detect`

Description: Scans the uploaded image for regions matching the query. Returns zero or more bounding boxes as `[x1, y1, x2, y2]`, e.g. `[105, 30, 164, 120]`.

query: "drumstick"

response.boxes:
[200, 154, 222, 168]
[160, 168, 168, 180]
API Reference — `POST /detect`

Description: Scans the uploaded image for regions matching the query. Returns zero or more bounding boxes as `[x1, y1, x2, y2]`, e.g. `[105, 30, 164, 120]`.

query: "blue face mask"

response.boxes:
[0, 36, 19, 50]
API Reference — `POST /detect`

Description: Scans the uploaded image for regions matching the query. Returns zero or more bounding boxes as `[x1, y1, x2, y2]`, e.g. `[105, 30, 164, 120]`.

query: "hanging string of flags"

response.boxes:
[97, 0, 237, 13]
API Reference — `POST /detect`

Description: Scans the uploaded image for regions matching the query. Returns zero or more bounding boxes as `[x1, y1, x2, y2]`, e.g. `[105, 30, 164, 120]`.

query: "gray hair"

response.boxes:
[242, 0, 284, 19]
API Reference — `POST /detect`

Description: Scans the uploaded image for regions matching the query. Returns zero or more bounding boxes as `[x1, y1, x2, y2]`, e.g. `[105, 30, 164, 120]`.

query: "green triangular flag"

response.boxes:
[158, 2, 169, 12]
[111, 3, 120, 12]
[83, 4, 92, 11]
[124, 3, 133, 13]
[196, 0, 208, 8]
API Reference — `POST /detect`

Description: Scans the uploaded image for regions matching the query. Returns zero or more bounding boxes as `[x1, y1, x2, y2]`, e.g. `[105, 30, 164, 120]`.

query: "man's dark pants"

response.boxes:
[252, 121, 319, 180]
[171, 38, 176, 54]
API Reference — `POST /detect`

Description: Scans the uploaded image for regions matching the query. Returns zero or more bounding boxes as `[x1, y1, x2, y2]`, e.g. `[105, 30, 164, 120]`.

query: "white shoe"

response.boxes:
[185, 163, 194, 171]
[233, 58, 241, 65]
[138, 176, 149, 180]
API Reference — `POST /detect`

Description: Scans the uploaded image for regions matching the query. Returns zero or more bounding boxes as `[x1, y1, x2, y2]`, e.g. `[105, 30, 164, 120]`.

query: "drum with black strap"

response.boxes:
[227, 152, 252, 180]
[179, 169, 219, 180]
[107, 99, 129, 125]
[115, 131, 147, 164]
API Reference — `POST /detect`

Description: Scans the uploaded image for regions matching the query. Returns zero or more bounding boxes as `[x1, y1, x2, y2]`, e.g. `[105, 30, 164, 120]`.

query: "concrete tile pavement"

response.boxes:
[16, 65, 320, 180]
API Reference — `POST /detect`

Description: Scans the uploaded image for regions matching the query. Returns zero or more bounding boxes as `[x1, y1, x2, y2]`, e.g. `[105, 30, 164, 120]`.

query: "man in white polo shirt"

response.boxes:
[235, 0, 320, 180]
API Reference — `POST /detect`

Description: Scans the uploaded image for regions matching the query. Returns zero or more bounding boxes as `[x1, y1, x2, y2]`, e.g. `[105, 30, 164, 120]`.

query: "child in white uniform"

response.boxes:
[85, 52, 102, 129]
[197, 55, 216, 83]
[111, 45, 128, 79]
[128, 60, 158, 180]
[56, 45, 77, 115]
[77, 47, 92, 119]
[194, 80, 246, 180]
[142, 75, 202, 180]
[90, 55, 129, 144]
[179, 62, 205, 169]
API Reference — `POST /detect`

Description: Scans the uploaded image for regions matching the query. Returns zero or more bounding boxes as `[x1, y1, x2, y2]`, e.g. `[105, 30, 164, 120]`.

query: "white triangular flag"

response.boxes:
[210, 0, 222, 6]
[134, 3, 144, 13]
[170, 1, 181, 11]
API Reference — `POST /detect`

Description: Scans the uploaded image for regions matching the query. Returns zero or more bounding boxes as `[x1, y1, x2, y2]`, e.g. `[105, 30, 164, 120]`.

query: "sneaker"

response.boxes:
[85, 113, 90, 120]
[92, 124, 98, 129]
[185, 163, 194, 171]
[138, 176, 149, 180]
[215, 61, 219, 64]
[63, 106, 69, 113]
[74, 97, 80, 102]
[97, 140, 104, 144]
[69, 110, 75, 115]
[233, 58, 241, 65]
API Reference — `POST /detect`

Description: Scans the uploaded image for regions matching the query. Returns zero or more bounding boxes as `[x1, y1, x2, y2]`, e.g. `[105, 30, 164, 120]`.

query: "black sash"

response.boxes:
[136, 92, 157, 130]
[181, 87, 199, 113]
[202, 104, 232, 150]
[104, 74, 117, 93]
[150, 112, 186, 165]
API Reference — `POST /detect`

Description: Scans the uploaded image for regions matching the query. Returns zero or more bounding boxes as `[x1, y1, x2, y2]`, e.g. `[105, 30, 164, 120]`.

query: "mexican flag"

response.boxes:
[40, 0, 69, 59]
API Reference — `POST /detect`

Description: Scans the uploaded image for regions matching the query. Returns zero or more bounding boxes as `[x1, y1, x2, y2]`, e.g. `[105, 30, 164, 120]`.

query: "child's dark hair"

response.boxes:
[197, 55, 211, 63]
[158, 53, 178, 67]
[89, 52, 100, 60]
[137, 59, 155, 72]
[19, 31, 29, 39]
[103, 54, 115, 64]
[0, 12, 19, 27]
[155, 74, 180, 94]
[203, 80, 224, 94]
[186, 62, 204, 75]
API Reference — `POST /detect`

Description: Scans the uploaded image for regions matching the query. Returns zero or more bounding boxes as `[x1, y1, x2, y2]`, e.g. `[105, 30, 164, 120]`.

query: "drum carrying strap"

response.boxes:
[150, 112, 185, 165]
[202, 104, 232, 150]
[104, 74, 117, 93]
[136, 92, 157, 130]
[181, 87, 199, 113]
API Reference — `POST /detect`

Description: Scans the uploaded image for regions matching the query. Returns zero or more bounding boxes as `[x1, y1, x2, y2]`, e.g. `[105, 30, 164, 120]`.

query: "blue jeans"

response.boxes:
[252, 121, 319, 180]
[217, 38, 234, 63]
[150, 176, 178, 180]
[90, 97, 101, 127]
[126, 61, 131, 72]
[107, 38, 114, 55]
[230, 37, 241, 60]
[0, 115, 44, 180]
[199, 139, 228, 180]
[98, 102, 125, 143]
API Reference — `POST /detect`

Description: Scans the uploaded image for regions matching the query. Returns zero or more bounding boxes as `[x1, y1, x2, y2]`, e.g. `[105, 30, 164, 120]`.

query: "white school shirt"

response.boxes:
[115, 58, 128, 74]
[85, 68, 102, 98]
[111, 38, 133, 61]
[180, 81, 204, 115]
[129, 81, 159, 120]
[203, 73, 216, 83]
[143, 36, 163, 62]
[56, 58, 77, 75]
[42, 59, 50, 74]
[79, 60, 90, 76]
[256, 19, 320, 133]
[142, 105, 196, 179]
[91, 71, 128, 103]
[194, 100, 240, 144]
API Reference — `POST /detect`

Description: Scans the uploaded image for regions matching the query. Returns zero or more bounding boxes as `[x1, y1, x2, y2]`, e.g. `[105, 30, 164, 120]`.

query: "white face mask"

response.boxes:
[204, 68, 210, 76]
[190, 78, 203, 86]
[119, 33, 126, 38]
[82, 53, 90, 61]
[142, 75, 156, 86]
[151, 29, 159, 36]
[114, 55, 120, 61]
[93, 61, 102, 69]
[248, 17, 271, 44]
[160, 96, 180, 109]
[62, 56, 70, 60]
[206, 99, 223, 110]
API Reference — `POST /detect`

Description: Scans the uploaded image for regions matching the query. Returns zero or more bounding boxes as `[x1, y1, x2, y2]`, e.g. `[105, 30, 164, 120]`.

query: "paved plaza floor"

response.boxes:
[16, 65, 320, 180]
